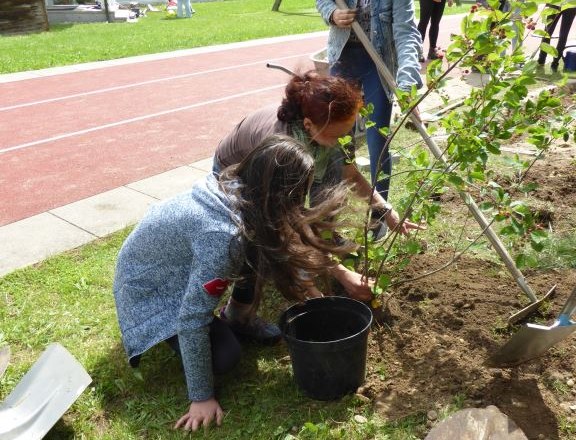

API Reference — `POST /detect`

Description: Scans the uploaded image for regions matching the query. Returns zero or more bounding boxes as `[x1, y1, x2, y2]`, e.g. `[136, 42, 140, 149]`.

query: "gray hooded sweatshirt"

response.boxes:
[113, 174, 242, 401]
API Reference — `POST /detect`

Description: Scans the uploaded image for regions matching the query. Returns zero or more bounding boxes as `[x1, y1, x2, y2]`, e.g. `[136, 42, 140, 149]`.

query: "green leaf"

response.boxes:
[562, 1, 576, 11]
[404, 240, 421, 255]
[377, 274, 391, 290]
[500, 225, 516, 236]
[519, 182, 538, 193]
[469, 170, 485, 181]
[539, 42, 558, 58]
[520, 1, 538, 16]
[532, 29, 549, 38]
[378, 126, 390, 136]
[447, 174, 465, 188]
[530, 229, 548, 243]
[515, 253, 527, 268]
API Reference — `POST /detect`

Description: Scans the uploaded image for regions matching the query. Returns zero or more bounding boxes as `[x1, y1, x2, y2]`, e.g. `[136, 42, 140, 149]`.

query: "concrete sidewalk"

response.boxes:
[0, 157, 215, 276]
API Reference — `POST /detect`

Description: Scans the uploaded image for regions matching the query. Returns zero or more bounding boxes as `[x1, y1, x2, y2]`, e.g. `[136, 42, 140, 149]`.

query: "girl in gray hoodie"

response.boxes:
[113, 134, 356, 431]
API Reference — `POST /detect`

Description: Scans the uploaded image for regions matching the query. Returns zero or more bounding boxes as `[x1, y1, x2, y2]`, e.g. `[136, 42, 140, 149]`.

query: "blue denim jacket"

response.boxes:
[316, 0, 423, 92]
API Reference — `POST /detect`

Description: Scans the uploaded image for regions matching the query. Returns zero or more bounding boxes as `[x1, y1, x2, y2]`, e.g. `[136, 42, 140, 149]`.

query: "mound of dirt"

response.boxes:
[362, 146, 576, 439]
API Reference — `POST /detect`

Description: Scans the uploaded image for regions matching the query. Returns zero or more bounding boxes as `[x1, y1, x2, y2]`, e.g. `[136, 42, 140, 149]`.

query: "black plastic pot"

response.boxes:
[278, 296, 373, 401]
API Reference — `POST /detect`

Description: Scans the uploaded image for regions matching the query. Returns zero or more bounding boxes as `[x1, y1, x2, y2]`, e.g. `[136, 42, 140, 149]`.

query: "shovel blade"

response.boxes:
[487, 323, 576, 367]
[0, 343, 92, 440]
[507, 285, 557, 325]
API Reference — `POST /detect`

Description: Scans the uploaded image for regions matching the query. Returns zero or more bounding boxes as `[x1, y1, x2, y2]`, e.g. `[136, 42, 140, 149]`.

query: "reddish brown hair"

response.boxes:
[277, 70, 363, 126]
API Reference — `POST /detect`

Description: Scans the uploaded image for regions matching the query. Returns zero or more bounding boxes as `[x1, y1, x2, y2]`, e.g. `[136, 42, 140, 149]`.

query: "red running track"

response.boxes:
[0, 34, 327, 227]
[0, 11, 565, 228]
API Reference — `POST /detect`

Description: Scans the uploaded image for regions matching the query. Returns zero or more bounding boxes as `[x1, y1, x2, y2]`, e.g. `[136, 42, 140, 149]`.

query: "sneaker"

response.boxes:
[369, 219, 388, 241]
[220, 309, 281, 345]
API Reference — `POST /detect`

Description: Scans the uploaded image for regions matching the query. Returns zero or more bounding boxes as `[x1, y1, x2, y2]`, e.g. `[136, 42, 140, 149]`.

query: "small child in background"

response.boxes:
[176, 0, 195, 18]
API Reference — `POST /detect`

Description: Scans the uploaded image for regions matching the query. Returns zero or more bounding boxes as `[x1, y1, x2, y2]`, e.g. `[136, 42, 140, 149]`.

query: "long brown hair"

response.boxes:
[220, 134, 356, 301]
[277, 70, 363, 126]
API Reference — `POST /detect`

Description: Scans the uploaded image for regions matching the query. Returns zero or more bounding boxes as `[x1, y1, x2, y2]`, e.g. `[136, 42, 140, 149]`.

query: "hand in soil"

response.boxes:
[332, 264, 374, 301]
[174, 398, 223, 431]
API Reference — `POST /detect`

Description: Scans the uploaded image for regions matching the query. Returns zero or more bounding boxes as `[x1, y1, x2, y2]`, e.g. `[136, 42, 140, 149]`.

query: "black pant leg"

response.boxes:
[428, 0, 447, 49]
[209, 317, 242, 375]
[166, 318, 242, 375]
[417, 0, 434, 44]
[555, 8, 576, 63]
[539, 4, 561, 64]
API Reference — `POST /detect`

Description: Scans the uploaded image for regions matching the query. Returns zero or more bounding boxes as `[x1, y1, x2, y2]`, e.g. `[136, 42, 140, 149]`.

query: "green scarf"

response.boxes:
[290, 122, 336, 184]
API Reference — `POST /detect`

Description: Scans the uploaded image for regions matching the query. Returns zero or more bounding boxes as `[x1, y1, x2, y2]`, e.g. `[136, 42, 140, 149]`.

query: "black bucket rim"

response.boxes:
[279, 296, 373, 346]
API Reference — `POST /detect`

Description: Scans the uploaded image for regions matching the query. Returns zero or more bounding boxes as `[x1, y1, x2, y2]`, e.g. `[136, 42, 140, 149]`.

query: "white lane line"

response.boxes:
[0, 83, 284, 155]
[0, 53, 308, 112]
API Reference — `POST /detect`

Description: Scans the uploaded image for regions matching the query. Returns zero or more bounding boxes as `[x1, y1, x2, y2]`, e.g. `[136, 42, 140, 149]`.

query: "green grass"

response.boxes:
[0, 228, 428, 439]
[0, 0, 325, 74]
[0, 0, 475, 74]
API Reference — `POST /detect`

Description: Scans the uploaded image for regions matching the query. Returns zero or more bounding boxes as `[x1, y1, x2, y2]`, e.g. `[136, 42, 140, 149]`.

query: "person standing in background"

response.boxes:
[417, 0, 453, 61]
[316, 0, 423, 211]
[537, 3, 576, 71]
[177, 0, 195, 18]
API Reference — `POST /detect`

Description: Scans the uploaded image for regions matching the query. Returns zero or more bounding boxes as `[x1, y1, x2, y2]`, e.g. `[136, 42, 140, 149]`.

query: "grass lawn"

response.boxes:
[0, 223, 427, 439]
[0, 0, 474, 74]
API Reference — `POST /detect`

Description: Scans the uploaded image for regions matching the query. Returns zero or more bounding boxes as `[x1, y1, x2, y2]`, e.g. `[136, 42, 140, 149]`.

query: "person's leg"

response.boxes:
[553, 8, 576, 69]
[428, 0, 447, 56]
[166, 318, 242, 375]
[363, 69, 393, 201]
[221, 262, 281, 345]
[184, 0, 191, 17]
[417, 0, 433, 48]
[330, 45, 393, 201]
[176, 0, 184, 17]
[538, 4, 561, 65]
[209, 317, 242, 374]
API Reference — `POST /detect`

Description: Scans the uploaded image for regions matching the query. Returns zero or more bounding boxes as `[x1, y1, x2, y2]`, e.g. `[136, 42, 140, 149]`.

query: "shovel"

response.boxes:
[332, 0, 552, 324]
[0, 345, 9, 380]
[0, 343, 92, 440]
[487, 286, 576, 367]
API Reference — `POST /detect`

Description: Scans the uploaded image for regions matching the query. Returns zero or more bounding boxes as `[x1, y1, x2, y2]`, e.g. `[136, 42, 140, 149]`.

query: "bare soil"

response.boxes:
[360, 145, 576, 439]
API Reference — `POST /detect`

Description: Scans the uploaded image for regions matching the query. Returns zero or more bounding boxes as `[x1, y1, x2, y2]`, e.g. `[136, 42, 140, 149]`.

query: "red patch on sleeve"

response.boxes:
[202, 278, 230, 297]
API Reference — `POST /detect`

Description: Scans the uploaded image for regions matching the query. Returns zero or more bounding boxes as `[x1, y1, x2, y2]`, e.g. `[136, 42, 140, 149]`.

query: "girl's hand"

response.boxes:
[331, 8, 356, 28]
[174, 398, 223, 431]
[384, 209, 427, 236]
[332, 264, 374, 301]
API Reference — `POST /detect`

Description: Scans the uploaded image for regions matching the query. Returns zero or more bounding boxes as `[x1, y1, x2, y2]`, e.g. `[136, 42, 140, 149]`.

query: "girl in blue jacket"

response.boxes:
[113, 135, 356, 431]
[316, 0, 423, 202]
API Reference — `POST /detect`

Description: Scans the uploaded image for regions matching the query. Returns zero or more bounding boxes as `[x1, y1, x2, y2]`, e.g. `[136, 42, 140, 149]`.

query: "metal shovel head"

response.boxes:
[487, 320, 576, 367]
[0, 343, 92, 440]
[507, 285, 557, 325]
[489, 287, 576, 367]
